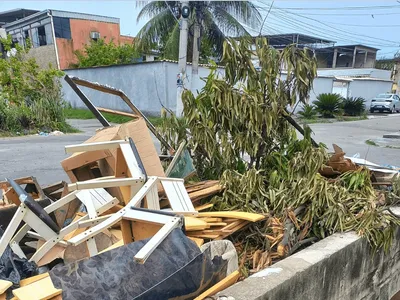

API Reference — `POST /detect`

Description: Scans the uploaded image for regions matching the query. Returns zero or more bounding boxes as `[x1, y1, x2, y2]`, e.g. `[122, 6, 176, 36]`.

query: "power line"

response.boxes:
[259, 0, 274, 36]
[255, 5, 400, 16]
[268, 5, 400, 11]
[267, 10, 398, 47]
[272, 7, 400, 46]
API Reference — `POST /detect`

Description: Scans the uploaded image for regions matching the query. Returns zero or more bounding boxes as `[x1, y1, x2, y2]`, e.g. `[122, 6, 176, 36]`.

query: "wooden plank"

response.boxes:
[68, 178, 143, 191]
[42, 182, 65, 196]
[65, 140, 125, 154]
[208, 222, 227, 227]
[97, 107, 137, 119]
[194, 203, 214, 211]
[61, 150, 112, 173]
[193, 270, 240, 300]
[188, 237, 204, 247]
[185, 180, 220, 193]
[0, 280, 12, 294]
[189, 185, 223, 202]
[199, 217, 223, 223]
[121, 219, 133, 244]
[132, 221, 162, 242]
[186, 233, 220, 239]
[184, 217, 210, 231]
[99, 239, 124, 254]
[217, 221, 250, 240]
[4, 188, 20, 206]
[13, 276, 61, 300]
[197, 212, 265, 222]
[19, 273, 49, 287]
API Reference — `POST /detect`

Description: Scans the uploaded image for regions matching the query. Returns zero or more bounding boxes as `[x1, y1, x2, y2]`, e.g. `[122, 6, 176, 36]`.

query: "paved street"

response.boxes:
[310, 114, 400, 166]
[1, 115, 400, 188]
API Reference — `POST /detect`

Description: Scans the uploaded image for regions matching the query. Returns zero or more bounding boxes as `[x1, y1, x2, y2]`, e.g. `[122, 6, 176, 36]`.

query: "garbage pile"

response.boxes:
[0, 75, 399, 299]
[0, 114, 266, 299]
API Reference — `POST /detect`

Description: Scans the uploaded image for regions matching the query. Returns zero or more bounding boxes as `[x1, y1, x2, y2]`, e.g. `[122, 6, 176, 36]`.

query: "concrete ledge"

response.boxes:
[218, 230, 400, 300]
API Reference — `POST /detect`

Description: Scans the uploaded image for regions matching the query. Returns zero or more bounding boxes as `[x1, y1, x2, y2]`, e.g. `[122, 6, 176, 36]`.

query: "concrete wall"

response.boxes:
[25, 44, 58, 69]
[219, 230, 400, 300]
[62, 61, 224, 116]
[349, 79, 393, 108]
[57, 18, 122, 69]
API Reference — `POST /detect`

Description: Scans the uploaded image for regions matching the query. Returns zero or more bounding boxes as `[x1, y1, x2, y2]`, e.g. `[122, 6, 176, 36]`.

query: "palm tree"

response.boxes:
[136, 1, 261, 75]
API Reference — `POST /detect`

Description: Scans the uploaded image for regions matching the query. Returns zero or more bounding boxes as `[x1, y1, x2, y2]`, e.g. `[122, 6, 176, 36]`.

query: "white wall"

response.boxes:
[348, 80, 393, 108]
[63, 61, 224, 116]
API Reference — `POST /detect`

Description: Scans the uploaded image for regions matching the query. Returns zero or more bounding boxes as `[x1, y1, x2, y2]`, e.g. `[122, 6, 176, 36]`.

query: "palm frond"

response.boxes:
[210, 1, 262, 29]
[202, 10, 226, 58]
[135, 10, 176, 52]
[163, 23, 180, 60]
[211, 6, 251, 36]
[137, 1, 176, 22]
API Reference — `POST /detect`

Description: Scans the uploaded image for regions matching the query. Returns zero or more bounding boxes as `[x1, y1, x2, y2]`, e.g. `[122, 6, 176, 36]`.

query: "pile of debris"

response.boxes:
[0, 94, 262, 299]
[1, 75, 399, 299]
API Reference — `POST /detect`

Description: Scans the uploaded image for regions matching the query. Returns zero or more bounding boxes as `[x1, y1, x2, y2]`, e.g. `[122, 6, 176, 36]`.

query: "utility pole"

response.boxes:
[176, 1, 189, 117]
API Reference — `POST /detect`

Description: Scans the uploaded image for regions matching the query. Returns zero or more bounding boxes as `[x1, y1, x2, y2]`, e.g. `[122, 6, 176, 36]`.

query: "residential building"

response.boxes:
[0, 9, 134, 69]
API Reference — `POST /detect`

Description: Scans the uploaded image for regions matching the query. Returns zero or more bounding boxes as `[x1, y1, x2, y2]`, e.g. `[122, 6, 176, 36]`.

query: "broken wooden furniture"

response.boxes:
[64, 74, 173, 152]
[64, 138, 146, 204]
[71, 207, 183, 263]
[68, 176, 197, 261]
[0, 176, 46, 205]
[61, 119, 165, 201]
[185, 212, 266, 241]
[0, 179, 119, 264]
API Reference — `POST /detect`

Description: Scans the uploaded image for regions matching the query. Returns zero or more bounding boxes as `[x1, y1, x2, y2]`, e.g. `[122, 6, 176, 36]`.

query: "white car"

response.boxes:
[369, 93, 400, 113]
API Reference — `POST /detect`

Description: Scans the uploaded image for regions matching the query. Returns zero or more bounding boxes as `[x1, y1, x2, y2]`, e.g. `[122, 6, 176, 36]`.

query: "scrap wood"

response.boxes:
[185, 180, 220, 193]
[197, 212, 266, 222]
[189, 185, 223, 203]
[193, 270, 240, 300]
[194, 203, 214, 211]
[20, 273, 49, 287]
[0, 280, 12, 294]
[188, 237, 204, 247]
[324, 144, 357, 174]
[199, 217, 223, 223]
[185, 217, 210, 231]
[97, 107, 137, 119]
[12, 276, 61, 300]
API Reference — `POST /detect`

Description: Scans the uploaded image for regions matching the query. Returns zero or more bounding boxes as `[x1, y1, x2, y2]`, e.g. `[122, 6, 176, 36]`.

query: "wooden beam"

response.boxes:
[97, 107, 137, 119]
[193, 270, 240, 300]
[197, 212, 265, 222]
[12, 276, 62, 300]
[68, 178, 143, 191]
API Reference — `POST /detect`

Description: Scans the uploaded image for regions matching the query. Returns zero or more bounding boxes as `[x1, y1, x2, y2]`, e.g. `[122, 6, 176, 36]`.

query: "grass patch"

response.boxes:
[64, 108, 163, 126]
[338, 115, 368, 122]
[365, 139, 378, 146]
[298, 118, 334, 124]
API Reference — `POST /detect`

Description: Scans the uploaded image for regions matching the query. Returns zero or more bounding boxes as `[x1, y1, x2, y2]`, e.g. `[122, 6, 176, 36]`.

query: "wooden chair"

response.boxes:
[64, 138, 146, 204]
[67, 176, 197, 262]
[0, 179, 119, 263]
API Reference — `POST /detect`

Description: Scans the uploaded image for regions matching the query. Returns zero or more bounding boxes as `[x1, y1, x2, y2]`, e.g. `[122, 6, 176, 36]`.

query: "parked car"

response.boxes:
[369, 93, 400, 113]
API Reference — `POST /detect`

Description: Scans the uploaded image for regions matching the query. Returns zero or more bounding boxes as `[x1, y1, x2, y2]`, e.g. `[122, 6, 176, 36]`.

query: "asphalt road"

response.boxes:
[1, 115, 400, 188]
[309, 113, 400, 166]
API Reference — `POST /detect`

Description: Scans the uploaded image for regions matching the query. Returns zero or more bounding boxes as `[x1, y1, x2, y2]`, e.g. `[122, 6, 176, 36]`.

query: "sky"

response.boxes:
[0, 0, 399, 58]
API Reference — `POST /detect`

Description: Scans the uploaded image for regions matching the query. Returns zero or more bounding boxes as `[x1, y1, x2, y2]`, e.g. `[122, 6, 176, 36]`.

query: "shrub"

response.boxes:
[342, 97, 366, 116]
[314, 93, 343, 118]
[298, 104, 318, 119]
[0, 34, 70, 134]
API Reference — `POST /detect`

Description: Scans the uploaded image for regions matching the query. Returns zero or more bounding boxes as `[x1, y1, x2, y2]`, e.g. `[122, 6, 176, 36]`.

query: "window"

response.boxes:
[53, 17, 71, 39]
[37, 26, 46, 46]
